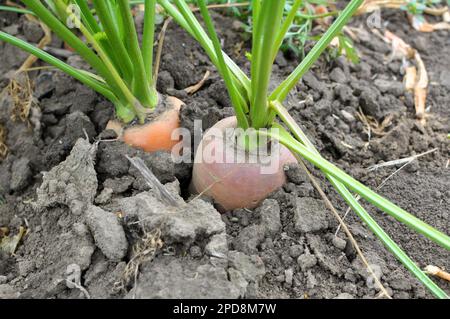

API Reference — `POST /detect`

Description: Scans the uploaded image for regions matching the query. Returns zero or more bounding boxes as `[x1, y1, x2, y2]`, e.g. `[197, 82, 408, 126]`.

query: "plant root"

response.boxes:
[0, 8, 52, 141]
[126, 155, 180, 207]
[65, 264, 91, 299]
[6, 75, 36, 124]
[356, 109, 394, 137]
[114, 228, 163, 295]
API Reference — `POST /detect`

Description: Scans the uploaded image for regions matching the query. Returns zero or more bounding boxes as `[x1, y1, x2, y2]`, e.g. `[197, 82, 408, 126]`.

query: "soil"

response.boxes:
[0, 6, 449, 299]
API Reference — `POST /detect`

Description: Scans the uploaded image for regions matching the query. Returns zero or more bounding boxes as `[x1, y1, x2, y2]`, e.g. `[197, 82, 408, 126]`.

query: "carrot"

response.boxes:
[191, 117, 297, 211]
[122, 96, 183, 153]
[107, 96, 183, 153]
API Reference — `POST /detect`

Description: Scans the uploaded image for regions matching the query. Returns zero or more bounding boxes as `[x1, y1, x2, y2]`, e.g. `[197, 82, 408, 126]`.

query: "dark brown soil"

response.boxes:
[0, 7, 448, 299]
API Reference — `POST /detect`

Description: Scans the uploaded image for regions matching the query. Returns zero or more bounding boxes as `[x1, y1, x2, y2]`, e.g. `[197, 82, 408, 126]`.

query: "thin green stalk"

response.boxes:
[261, 128, 450, 251]
[117, 0, 157, 108]
[250, 0, 286, 129]
[92, 0, 134, 84]
[297, 10, 339, 19]
[197, 0, 249, 129]
[73, 0, 101, 35]
[272, 0, 303, 62]
[0, 31, 114, 102]
[0, 30, 137, 122]
[0, 5, 33, 15]
[93, 32, 124, 78]
[42, 0, 57, 15]
[251, 0, 260, 52]
[330, 178, 448, 299]
[104, 0, 124, 40]
[270, 101, 448, 299]
[53, 0, 147, 121]
[142, 0, 157, 86]
[271, 0, 364, 102]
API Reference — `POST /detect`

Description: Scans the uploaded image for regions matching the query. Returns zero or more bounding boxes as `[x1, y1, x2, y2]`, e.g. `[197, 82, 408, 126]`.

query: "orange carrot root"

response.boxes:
[122, 96, 183, 153]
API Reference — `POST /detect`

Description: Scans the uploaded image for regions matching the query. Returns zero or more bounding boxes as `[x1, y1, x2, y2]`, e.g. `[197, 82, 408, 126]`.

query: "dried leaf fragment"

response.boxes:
[0, 125, 7, 159]
[404, 66, 417, 91]
[184, 71, 210, 95]
[0, 226, 26, 254]
[424, 265, 450, 282]
[382, 31, 429, 124]
[410, 15, 450, 32]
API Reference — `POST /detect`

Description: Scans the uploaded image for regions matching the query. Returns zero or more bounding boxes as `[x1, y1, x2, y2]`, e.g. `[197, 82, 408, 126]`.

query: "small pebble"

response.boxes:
[332, 236, 347, 251]
[297, 253, 317, 271]
[289, 245, 304, 258]
[0, 276, 7, 284]
[189, 246, 203, 258]
[285, 269, 294, 286]
[275, 275, 285, 283]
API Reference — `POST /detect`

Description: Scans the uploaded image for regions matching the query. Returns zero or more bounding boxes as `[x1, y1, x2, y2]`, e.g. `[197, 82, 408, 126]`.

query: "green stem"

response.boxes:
[73, 0, 101, 35]
[142, 0, 157, 86]
[330, 178, 448, 299]
[250, 0, 286, 129]
[197, 0, 249, 129]
[272, 0, 303, 62]
[0, 31, 114, 102]
[21, 0, 110, 81]
[262, 127, 450, 251]
[270, 101, 448, 299]
[271, 0, 364, 102]
[105, 0, 124, 40]
[117, 0, 157, 108]
[251, 0, 260, 53]
[54, 0, 146, 121]
[92, 0, 134, 84]
[0, 5, 34, 15]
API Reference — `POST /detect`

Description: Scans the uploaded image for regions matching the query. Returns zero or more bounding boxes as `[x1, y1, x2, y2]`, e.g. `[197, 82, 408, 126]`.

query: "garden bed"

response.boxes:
[0, 6, 449, 299]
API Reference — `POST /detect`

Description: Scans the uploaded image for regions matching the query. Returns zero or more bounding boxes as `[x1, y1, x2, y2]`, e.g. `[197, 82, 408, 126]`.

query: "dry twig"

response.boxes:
[297, 159, 391, 299]
[424, 265, 450, 282]
[0, 125, 7, 159]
